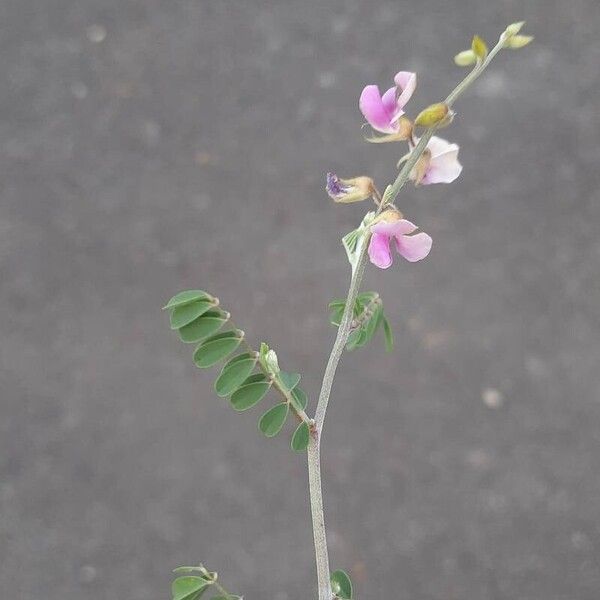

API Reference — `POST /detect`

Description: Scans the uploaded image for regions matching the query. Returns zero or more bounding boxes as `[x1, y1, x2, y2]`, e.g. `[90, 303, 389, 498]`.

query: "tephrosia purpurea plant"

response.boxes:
[164, 23, 533, 600]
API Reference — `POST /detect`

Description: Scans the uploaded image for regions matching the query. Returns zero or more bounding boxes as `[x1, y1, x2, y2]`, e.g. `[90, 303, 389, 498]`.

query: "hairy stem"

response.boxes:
[306, 33, 508, 600]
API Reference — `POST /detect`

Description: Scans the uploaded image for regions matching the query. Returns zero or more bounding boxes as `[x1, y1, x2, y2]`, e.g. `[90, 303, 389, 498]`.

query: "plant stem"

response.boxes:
[306, 33, 508, 600]
[445, 36, 506, 108]
[307, 439, 330, 600]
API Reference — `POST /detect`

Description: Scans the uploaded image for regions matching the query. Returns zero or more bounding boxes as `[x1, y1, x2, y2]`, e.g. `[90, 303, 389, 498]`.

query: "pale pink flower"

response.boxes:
[359, 71, 417, 134]
[368, 218, 432, 269]
[411, 135, 463, 185]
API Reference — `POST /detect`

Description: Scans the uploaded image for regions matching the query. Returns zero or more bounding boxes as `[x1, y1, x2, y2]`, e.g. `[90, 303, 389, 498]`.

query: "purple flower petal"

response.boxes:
[359, 85, 398, 134]
[381, 86, 398, 115]
[396, 232, 433, 262]
[372, 219, 417, 237]
[368, 231, 394, 269]
[326, 172, 348, 200]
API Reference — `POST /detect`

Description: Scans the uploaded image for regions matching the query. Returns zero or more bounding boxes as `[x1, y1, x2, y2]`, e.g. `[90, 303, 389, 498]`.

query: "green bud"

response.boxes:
[258, 342, 280, 374]
[454, 49, 477, 66]
[471, 35, 488, 60]
[414, 103, 449, 127]
[265, 349, 280, 374]
[505, 21, 526, 36]
[504, 34, 534, 49]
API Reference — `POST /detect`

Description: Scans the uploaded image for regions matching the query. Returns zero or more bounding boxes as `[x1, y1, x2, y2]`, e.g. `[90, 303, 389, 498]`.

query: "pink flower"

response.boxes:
[368, 215, 432, 269]
[359, 71, 417, 134]
[411, 135, 463, 185]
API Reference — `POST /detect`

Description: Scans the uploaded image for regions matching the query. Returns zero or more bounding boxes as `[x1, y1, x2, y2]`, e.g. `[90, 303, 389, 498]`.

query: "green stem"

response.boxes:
[270, 372, 313, 425]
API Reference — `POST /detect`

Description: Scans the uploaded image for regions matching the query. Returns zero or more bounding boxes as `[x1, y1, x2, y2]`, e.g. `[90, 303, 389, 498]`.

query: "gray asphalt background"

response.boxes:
[2, 1, 600, 599]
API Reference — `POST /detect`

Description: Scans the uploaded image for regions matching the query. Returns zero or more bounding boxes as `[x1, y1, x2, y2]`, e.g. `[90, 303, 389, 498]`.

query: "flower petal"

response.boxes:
[368, 231, 394, 269]
[396, 232, 433, 262]
[372, 219, 417, 237]
[359, 85, 396, 134]
[393, 71, 417, 109]
[394, 219, 418, 235]
[423, 149, 463, 184]
[426, 135, 458, 159]
[381, 86, 398, 116]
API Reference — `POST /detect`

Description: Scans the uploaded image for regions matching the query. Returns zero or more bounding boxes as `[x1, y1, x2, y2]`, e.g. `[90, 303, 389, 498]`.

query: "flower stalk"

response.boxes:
[307, 29, 519, 600]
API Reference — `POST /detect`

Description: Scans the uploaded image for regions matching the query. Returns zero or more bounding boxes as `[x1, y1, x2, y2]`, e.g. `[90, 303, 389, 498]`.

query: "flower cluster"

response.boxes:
[359, 70, 462, 187]
[327, 69, 464, 269]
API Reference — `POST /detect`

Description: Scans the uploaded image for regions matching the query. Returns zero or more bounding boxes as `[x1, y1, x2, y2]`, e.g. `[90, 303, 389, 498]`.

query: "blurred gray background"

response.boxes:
[2, 0, 600, 598]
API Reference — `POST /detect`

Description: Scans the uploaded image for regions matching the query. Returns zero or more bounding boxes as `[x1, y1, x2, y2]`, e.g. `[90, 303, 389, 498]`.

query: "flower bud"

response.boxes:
[326, 173, 375, 203]
[505, 21, 526, 36]
[265, 349, 280, 374]
[504, 34, 534, 49]
[454, 49, 477, 67]
[414, 103, 449, 128]
[259, 342, 280, 374]
[471, 35, 488, 60]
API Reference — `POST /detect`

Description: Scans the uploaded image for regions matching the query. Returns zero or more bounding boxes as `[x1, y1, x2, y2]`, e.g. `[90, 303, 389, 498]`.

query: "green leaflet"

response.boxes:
[214, 353, 258, 397]
[278, 371, 300, 392]
[382, 316, 394, 352]
[230, 374, 271, 411]
[290, 386, 308, 412]
[258, 402, 289, 437]
[291, 421, 310, 452]
[178, 310, 228, 343]
[163, 290, 211, 310]
[193, 331, 243, 368]
[331, 570, 353, 599]
[172, 576, 209, 600]
[170, 300, 215, 329]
